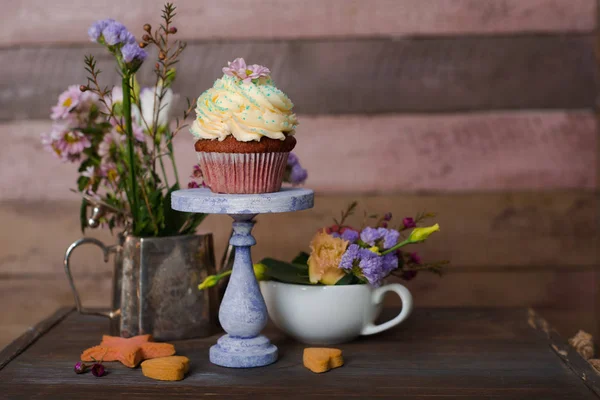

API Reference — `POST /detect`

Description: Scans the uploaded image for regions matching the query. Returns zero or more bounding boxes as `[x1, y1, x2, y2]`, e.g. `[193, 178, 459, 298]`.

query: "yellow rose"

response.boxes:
[307, 231, 349, 285]
[408, 223, 440, 243]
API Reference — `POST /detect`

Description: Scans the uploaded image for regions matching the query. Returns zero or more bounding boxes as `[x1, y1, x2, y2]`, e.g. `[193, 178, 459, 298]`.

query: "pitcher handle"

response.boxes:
[64, 238, 120, 319]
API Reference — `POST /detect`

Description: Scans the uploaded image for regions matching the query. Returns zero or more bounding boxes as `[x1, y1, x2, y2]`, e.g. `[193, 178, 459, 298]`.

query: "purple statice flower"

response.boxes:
[360, 250, 399, 287]
[381, 229, 400, 249]
[358, 250, 384, 286]
[340, 228, 359, 243]
[102, 20, 127, 45]
[381, 253, 399, 275]
[360, 227, 381, 246]
[360, 227, 400, 250]
[290, 164, 308, 185]
[88, 19, 114, 42]
[287, 152, 299, 167]
[51, 85, 82, 120]
[339, 244, 360, 271]
[403, 217, 416, 229]
[121, 42, 147, 63]
[119, 30, 136, 45]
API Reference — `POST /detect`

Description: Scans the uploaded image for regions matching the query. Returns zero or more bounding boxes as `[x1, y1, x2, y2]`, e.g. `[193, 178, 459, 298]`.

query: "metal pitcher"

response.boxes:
[64, 233, 219, 341]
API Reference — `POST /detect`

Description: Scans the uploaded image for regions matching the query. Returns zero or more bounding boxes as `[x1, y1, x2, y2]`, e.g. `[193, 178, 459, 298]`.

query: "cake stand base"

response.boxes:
[171, 188, 314, 368]
[209, 334, 278, 368]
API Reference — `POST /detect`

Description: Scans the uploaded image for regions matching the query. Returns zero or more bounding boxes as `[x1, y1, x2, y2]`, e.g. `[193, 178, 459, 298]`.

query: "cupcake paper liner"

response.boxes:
[197, 152, 289, 194]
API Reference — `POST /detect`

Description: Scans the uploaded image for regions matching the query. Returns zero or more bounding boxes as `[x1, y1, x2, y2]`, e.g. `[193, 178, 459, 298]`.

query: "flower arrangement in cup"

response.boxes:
[40, 3, 307, 237]
[199, 202, 447, 289]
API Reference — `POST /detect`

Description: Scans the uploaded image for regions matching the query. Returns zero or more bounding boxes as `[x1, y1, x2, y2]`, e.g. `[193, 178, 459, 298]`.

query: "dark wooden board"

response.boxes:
[0, 307, 72, 371]
[0, 35, 595, 120]
[0, 308, 598, 399]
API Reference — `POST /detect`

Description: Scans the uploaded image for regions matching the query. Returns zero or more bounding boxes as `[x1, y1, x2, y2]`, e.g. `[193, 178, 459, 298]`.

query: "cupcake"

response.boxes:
[190, 58, 298, 194]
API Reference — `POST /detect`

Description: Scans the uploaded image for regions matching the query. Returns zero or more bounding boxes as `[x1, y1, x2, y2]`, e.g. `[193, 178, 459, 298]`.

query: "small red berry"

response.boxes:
[74, 361, 87, 374]
[91, 363, 105, 377]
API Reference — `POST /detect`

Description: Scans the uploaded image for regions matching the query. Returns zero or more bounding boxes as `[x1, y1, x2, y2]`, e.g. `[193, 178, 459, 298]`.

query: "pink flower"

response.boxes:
[51, 85, 82, 120]
[110, 117, 145, 143]
[100, 160, 119, 184]
[222, 58, 270, 84]
[98, 131, 124, 159]
[222, 57, 247, 77]
[188, 164, 206, 188]
[55, 130, 92, 156]
[247, 64, 270, 80]
[43, 124, 91, 161]
[41, 130, 64, 160]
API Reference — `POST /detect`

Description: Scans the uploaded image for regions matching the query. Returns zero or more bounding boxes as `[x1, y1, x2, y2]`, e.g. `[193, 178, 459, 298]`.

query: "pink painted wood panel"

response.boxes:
[293, 112, 597, 193]
[2, 111, 595, 200]
[3, 0, 595, 46]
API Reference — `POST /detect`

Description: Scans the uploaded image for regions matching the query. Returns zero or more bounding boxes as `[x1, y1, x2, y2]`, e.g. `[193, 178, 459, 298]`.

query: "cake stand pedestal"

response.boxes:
[171, 188, 314, 368]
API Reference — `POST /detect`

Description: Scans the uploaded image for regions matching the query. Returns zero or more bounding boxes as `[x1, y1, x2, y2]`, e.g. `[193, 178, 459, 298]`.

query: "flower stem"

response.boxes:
[122, 72, 139, 234]
[380, 239, 411, 256]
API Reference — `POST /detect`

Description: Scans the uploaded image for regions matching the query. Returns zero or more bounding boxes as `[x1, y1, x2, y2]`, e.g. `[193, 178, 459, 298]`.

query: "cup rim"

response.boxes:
[260, 280, 371, 291]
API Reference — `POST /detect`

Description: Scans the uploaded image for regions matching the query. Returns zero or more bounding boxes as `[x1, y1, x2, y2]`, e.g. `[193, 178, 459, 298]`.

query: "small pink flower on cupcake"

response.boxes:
[222, 58, 270, 84]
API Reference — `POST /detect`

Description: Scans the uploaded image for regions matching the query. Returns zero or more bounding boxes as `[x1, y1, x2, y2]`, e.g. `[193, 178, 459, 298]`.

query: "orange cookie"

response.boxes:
[303, 348, 344, 373]
[81, 335, 176, 368]
[141, 356, 190, 381]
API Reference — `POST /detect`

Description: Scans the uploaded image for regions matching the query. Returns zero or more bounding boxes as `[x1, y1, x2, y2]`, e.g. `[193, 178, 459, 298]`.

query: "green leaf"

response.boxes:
[291, 251, 310, 266]
[77, 176, 89, 191]
[335, 273, 357, 285]
[160, 183, 186, 236]
[259, 258, 311, 285]
[78, 159, 94, 173]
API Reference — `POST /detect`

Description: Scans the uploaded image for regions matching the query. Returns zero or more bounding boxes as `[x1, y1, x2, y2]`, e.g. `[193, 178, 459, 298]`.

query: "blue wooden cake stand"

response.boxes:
[171, 188, 314, 368]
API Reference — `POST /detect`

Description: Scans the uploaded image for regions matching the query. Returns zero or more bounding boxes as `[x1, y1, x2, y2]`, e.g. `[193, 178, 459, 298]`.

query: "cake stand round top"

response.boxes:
[171, 188, 314, 214]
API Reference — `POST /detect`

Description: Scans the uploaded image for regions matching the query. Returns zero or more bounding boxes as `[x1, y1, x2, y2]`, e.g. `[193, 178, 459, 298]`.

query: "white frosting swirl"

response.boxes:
[190, 75, 297, 142]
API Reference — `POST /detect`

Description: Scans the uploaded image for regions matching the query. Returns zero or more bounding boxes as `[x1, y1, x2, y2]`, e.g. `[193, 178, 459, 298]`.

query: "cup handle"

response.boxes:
[361, 283, 413, 336]
[64, 238, 120, 319]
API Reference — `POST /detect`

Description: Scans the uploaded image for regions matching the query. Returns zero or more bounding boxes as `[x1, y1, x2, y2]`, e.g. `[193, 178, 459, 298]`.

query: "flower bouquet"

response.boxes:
[48, 3, 308, 342]
[199, 202, 448, 344]
[41, 4, 307, 236]
[200, 202, 447, 289]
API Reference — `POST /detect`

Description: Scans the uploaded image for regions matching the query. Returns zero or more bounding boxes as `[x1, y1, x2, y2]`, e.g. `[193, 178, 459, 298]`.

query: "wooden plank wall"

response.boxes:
[0, 0, 598, 348]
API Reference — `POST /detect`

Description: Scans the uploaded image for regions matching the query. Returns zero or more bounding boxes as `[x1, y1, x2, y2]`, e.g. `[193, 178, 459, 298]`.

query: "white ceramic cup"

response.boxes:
[259, 281, 413, 345]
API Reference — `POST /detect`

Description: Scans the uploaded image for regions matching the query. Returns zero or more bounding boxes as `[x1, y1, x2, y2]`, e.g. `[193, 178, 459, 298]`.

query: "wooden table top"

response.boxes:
[0, 307, 598, 399]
